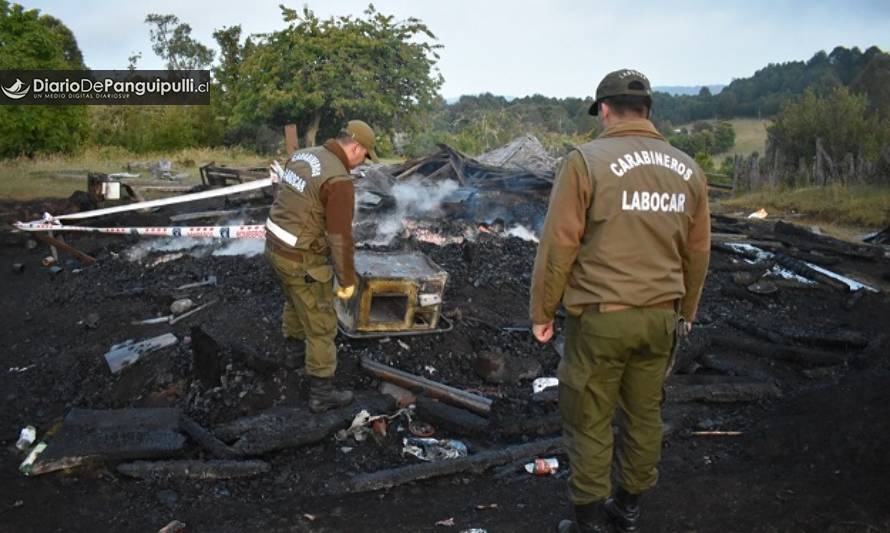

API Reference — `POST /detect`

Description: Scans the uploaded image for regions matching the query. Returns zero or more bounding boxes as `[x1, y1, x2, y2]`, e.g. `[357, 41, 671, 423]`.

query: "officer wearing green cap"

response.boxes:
[265, 119, 378, 413]
[530, 70, 711, 532]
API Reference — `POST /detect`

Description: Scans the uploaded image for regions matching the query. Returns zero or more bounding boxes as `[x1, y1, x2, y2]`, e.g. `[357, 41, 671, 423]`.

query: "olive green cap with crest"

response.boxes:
[589, 69, 652, 115]
[346, 119, 379, 163]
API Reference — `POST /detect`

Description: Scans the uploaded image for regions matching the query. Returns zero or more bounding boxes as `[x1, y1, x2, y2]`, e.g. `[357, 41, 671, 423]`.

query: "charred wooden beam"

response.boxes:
[117, 460, 269, 480]
[324, 437, 562, 495]
[414, 396, 488, 436]
[214, 394, 394, 455]
[179, 415, 238, 458]
[31, 232, 96, 265]
[711, 334, 846, 368]
[665, 374, 781, 403]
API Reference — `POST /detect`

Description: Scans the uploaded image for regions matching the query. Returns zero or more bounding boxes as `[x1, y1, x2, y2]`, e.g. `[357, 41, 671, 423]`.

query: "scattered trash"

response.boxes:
[175, 275, 218, 290]
[131, 315, 173, 326]
[747, 281, 779, 295]
[9, 365, 36, 373]
[372, 418, 388, 439]
[398, 340, 410, 351]
[41, 256, 56, 267]
[104, 333, 179, 373]
[408, 420, 436, 437]
[157, 519, 187, 533]
[170, 298, 195, 315]
[436, 517, 456, 527]
[81, 312, 100, 329]
[532, 377, 559, 394]
[18, 442, 47, 475]
[747, 208, 768, 219]
[460, 529, 487, 533]
[336, 410, 373, 442]
[525, 457, 559, 475]
[476, 503, 498, 510]
[16, 426, 36, 450]
[48, 266, 64, 275]
[303, 513, 317, 522]
[12, 263, 24, 274]
[169, 299, 218, 325]
[402, 437, 468, 462]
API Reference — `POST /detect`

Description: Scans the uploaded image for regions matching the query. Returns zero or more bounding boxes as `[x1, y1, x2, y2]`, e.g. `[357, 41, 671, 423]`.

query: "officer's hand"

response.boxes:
[336, 284, 355, 300]
[532, 321, 554, 343]
[269, 160, 284, 183]
[678, 318, 693, 338]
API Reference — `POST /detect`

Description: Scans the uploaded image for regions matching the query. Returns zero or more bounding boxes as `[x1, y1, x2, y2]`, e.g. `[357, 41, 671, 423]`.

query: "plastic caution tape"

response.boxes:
[44, 177, 274, 222]
[13, 221, 267, 239]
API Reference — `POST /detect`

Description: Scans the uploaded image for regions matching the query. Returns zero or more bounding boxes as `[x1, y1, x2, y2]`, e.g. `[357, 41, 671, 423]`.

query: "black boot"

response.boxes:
[308, 376, 354, 413]
[557, 501, 611, 533]
[604, 488, 641, 533]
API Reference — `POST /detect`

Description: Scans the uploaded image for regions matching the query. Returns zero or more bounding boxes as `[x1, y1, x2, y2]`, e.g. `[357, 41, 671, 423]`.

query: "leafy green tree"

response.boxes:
[851, 53, 890, 118]
[145, 14, 215, 69]
[225, 4, 443, 147]
[0, 1, 88, 157]
[768, 87, 890, 167]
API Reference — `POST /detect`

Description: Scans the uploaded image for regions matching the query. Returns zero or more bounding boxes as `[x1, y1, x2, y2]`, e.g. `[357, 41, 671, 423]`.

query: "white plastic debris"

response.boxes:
[532, 377, 559, 394]
[402, 437, 468, 462]
[104, 333, 179, 373]
[336, 410, 373, 442]
[747, 208, 768, 219]
[804, 262, 879, 293]
[169, 298, 195, 315]
[16, 426, 36, 450]
[19, 442, 47, 475]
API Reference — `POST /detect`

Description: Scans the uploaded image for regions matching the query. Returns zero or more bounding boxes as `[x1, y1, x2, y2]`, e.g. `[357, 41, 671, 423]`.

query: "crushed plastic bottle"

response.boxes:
[525, 457, 559, 475]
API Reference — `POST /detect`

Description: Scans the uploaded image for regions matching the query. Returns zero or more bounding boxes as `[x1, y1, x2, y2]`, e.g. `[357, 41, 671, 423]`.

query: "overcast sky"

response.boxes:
[23, 0, 890, 98]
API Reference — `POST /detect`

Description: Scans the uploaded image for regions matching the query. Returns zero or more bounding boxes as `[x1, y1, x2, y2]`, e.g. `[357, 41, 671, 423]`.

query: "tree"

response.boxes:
[851, 53, 890, 118]
[768, 87, 889, 169]
[225, 4, 443, 147]
[145, 14, 215, 70]
[0, 1, 88, 157]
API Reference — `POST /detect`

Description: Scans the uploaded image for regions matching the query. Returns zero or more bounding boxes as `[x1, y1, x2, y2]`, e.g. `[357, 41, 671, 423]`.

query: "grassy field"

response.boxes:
[0, 146, 270, 201]
[722, 185, 890, 229]
[0, 147, 407, 201]
[718, 118, 770, 163]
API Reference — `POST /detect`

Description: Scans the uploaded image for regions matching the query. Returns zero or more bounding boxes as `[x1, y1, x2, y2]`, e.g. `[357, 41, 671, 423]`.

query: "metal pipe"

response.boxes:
[360, 357, 492, 415]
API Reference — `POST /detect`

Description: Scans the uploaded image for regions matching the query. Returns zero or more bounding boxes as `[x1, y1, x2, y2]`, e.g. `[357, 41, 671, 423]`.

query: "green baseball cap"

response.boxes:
[346, 119, 379, 163]
[589, 69, 652, 115]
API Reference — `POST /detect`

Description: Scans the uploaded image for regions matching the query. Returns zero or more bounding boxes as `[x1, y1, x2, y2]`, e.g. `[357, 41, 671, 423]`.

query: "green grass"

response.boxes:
[722, 185, 890, 229]
[0, 146, 407, 201]
[0, 146, 279, 201]
[718, 118, 770, 162]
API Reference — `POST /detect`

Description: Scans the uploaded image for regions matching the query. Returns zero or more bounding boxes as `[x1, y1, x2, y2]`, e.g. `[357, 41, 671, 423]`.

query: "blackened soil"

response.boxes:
[0, 198, 889, 532]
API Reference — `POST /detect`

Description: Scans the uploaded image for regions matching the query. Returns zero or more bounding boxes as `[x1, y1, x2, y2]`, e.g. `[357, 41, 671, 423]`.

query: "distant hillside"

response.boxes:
[654, 85, 725, 96]
[653, 45, 889, 125]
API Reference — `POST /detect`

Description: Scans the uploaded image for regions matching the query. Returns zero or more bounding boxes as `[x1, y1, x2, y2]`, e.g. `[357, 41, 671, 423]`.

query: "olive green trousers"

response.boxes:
[265, 247, 338, 378]
[558, 306, 676, 504]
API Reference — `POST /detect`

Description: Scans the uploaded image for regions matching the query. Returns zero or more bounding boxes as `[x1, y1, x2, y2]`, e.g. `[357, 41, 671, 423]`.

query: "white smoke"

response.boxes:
[367, 178, 460, 245]
[504, 224, 539, 243]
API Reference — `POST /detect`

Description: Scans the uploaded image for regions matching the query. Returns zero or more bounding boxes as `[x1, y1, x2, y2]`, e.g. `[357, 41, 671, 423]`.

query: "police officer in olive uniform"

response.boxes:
[530, 70, 711, 532]
[266, 120, 378, 413]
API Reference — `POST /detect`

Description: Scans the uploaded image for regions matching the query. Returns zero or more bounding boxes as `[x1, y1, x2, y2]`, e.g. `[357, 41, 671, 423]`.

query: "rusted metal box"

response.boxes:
[336, 251, 448, 334]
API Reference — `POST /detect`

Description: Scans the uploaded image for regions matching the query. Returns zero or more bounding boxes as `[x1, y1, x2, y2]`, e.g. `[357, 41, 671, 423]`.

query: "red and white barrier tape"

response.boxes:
[14, 221, 267, 239]
[44, 177, 274, 222]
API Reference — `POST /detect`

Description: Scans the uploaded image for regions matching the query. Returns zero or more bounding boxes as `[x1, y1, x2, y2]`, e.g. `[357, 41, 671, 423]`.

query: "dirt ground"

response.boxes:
[1, 196, 889, 533]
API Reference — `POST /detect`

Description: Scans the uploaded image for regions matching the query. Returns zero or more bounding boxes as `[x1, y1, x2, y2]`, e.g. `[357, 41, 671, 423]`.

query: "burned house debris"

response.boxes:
[2, 135, 890, 531]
